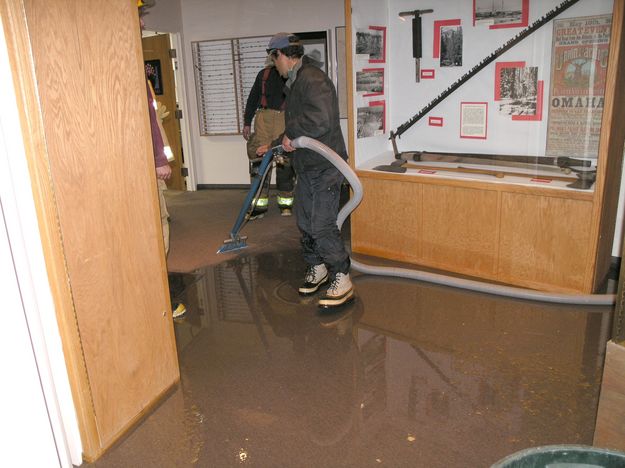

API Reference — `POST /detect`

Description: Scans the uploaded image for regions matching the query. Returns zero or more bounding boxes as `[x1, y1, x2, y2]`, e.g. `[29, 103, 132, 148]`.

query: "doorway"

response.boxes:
[142, 33, 186, 191]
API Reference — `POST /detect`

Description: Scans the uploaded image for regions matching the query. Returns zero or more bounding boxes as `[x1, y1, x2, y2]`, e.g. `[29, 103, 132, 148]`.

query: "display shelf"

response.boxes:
[358, 152, 596, 193]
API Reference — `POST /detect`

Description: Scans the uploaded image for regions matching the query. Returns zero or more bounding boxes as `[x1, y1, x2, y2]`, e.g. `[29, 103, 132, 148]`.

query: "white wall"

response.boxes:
[142, 0, 182, 33]
[180, 0, 345, 185]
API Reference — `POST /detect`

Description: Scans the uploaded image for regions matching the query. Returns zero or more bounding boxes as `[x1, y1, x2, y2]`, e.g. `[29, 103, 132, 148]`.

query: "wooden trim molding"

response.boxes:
[345, 0, 355, 170]
[590, 0, 625, 290]
[0, 0, 99, 456]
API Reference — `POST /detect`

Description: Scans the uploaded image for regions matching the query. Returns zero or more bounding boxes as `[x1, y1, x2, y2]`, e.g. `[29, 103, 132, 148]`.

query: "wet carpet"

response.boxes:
[88, 188, 613, 468]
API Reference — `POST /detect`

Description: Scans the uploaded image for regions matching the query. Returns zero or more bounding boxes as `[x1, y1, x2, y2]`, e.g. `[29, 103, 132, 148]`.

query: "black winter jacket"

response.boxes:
[243, 67, 286, 126]
[283, 56, 347, 171]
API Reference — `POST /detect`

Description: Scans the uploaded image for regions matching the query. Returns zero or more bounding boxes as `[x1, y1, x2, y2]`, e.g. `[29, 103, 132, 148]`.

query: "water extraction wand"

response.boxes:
[216, 145, 284, 254]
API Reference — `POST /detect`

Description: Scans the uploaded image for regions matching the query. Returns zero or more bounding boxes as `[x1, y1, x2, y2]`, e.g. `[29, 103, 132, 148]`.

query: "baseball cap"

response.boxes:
[266, 33, 300, 54]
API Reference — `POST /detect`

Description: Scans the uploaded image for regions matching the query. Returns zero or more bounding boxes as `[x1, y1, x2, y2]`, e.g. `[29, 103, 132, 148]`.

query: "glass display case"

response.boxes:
[347, 0, 625, 293]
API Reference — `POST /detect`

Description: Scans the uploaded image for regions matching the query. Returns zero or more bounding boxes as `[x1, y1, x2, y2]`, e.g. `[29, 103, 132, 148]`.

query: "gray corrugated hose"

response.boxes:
[291, 136, 615, 305]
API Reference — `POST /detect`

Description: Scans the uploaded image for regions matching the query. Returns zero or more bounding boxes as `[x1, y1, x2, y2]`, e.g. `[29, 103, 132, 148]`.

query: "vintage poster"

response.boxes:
[545, 14, 611, 159]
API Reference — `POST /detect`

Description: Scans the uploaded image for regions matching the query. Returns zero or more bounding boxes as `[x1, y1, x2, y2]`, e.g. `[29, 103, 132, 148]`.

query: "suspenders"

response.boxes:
[259, 67, 285, 111]
[259, 67, 271, 109]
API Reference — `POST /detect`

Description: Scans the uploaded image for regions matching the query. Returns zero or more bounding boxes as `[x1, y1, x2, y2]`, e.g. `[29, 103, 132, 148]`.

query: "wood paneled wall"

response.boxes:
[1, 0, 179, 460]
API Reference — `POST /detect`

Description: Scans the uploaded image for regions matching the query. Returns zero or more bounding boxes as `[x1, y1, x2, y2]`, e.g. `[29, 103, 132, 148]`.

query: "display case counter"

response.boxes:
[352, 160, 596, 293]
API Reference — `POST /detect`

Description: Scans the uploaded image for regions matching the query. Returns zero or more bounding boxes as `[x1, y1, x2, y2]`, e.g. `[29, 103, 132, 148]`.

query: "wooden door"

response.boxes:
[2, 0, 180, 460]
[142, 34, 185, 190]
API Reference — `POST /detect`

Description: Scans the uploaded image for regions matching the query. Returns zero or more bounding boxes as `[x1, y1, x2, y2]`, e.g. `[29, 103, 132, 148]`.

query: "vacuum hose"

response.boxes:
[291, 136, 615, 305]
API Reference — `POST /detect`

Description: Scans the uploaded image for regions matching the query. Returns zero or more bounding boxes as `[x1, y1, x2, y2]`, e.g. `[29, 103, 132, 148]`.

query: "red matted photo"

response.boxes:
[355, 26, 386, 63]
[369, 100, 386, 132]
[473, 0, 529, 29]
[356, 100, 386, 138]
[495, 61, 542, 120]
[356, 68, 384, 97]
[433, 19, 461, 58]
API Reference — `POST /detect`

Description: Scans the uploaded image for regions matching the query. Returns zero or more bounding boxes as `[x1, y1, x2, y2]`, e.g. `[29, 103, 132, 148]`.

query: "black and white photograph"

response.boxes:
[498, 66, 538, 116]
[296, 30, 328, 74]
[304, 48, 325, 70]
[440, 26, 463, 67]
[356, 68, 384, 96]
[355, 26, 386, 62]
[357, 101, 385, 138]
[475, 0, 526, 27]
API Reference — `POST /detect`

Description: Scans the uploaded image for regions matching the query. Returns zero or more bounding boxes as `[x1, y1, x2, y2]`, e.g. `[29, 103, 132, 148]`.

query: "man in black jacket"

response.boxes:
[258, 32, 353, 308]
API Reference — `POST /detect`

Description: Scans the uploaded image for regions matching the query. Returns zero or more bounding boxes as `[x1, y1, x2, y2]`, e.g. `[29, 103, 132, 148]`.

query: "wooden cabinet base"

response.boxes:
[351, 173, 598, 293]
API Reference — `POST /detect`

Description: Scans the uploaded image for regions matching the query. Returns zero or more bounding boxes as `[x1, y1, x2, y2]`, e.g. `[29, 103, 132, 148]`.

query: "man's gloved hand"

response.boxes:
[243, 125, 251, 140]
[156, 101, 169, 122]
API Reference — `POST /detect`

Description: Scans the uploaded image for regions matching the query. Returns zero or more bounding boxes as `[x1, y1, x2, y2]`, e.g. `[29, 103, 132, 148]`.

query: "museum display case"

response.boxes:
[347, 0, 625, 293]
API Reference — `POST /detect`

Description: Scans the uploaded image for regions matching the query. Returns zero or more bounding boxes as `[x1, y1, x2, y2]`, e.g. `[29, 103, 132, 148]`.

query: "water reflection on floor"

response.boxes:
[91, 249, 612, 468]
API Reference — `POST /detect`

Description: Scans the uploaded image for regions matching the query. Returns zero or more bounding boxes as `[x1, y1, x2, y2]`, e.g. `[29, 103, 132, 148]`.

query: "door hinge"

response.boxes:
[175, 109, 183, 119]
[169, 48, 177, 58]
[181, 167, 189, 177]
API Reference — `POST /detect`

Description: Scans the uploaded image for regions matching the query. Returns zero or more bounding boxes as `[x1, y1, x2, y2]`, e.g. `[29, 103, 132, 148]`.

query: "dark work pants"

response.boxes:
[294, 165, 350, 276]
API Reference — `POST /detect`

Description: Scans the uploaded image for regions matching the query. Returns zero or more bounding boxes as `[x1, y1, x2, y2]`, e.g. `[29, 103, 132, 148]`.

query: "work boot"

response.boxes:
[277, 193, 293, 217]
[249, 196, 269, 220]
[318, 273, 354, 308]
[172, 302, 187, 319]
[298, 264, 328, 295]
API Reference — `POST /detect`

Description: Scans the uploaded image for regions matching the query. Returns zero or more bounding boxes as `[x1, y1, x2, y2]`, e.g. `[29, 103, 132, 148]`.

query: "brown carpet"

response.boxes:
[165, 188, 300, 272]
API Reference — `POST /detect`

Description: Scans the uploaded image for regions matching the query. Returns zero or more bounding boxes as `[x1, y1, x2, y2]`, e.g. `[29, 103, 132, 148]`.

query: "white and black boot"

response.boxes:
[298, 264, 329, 295]
[318, 273, 354, 308]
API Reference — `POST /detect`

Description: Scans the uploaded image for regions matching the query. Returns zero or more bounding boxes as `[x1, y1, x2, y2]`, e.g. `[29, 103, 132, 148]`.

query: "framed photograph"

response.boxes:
[474, 0, 529, 29]
[357, 100, 385, 138]
[296, 30, 328, 74]
[144, 59, 163, 95]
[433, 19, 461, 58]
[356, 26, 386, 63]
[495, 62, 538, 117]
[356, 68, 384, 96]
[440, 25, 463, 67]
[460, 102, 488, 139]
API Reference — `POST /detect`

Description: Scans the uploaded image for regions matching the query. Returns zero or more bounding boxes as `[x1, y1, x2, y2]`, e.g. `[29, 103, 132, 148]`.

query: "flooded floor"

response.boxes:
[89, 247, 613, 467]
